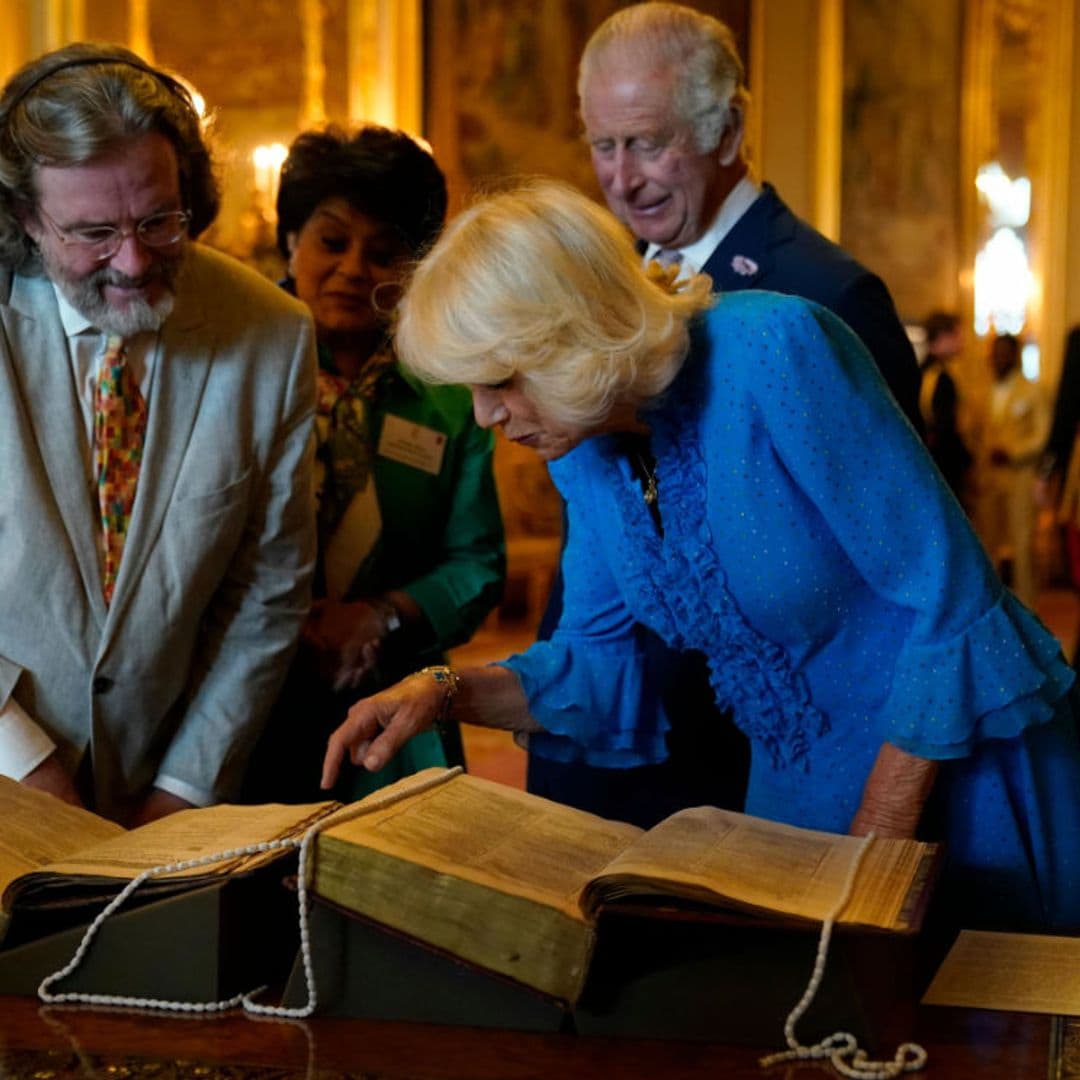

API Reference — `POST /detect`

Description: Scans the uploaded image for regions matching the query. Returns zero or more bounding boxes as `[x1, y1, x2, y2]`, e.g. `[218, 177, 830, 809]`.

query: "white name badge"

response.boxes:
[377, 413, 447, 476]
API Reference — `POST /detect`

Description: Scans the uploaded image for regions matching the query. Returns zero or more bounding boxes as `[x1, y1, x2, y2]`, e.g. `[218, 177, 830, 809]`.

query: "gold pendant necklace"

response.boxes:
[637, 451, 658, 505]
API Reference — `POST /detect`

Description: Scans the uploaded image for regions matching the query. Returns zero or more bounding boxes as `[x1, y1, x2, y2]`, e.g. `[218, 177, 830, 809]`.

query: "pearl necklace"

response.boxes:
[33, 781, 925, 1079]
[758, 831, 928, 1078]
[36, 770, 458, 1016]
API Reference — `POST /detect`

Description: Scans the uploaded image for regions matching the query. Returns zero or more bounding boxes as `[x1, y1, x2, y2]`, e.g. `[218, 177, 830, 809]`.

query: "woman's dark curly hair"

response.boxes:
[276, 125, 447, 262]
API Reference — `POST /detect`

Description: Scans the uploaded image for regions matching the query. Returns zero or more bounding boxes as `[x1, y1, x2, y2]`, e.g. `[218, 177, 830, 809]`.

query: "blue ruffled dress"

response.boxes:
[503, 291, 1080, 931]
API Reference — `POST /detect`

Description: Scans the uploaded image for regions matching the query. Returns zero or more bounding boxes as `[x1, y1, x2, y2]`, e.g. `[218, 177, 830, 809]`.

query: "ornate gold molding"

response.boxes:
[1036, 0, 1074, 385]
[128, 0, 152, 59]
[749, 0, 843, 240]
[961, 0, 1074, 380]
[1050, 1016, 1080, 1078]
[346, 0, 422, 134]
[31, 0, 84, 52]
[301, 0, 327, 130]
[813, 0, 843, 242]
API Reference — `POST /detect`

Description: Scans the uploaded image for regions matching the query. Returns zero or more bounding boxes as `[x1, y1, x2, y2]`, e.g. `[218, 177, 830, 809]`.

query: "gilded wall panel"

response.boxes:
[425, 0, 750, 210]
[149, 0, 304, 107]
[841, 0, 964, 324]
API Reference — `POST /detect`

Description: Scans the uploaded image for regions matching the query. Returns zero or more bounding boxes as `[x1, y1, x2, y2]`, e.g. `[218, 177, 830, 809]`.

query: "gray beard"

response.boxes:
[42, 248, 184, 336]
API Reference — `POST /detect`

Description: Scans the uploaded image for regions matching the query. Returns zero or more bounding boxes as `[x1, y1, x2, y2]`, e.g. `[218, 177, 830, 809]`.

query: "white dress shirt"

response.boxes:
[644, 175, 762, 278]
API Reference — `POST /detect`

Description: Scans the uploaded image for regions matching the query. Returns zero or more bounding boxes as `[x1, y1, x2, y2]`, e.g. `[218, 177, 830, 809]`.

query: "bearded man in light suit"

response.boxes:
[0, 44, 316, 824]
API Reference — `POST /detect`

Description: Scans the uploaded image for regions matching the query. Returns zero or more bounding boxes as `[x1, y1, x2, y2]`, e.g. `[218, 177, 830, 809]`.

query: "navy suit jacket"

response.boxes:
[700, 184, 922, 433]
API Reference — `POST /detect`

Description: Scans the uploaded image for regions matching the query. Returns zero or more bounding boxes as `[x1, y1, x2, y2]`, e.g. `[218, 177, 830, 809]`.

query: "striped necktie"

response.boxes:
[647, 248, 685, 291]
[655, 248, 684, 269]
[94, 335, 146, 605]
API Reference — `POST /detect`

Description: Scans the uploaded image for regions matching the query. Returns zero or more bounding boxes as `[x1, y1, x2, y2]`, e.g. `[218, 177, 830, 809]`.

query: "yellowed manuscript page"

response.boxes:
[924, 931, 1080, 1016]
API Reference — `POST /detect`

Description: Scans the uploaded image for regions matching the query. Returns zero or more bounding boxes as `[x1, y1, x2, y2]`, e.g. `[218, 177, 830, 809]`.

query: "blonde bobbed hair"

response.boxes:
[395, 179, 713, 429]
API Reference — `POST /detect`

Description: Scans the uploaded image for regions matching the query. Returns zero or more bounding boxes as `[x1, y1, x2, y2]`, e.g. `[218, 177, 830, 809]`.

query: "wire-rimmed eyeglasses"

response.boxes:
[36, 205, 191, 263]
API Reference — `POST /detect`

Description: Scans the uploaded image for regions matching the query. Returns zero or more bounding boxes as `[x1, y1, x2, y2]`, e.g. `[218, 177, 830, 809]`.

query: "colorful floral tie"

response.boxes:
[94, 336, 146, 606]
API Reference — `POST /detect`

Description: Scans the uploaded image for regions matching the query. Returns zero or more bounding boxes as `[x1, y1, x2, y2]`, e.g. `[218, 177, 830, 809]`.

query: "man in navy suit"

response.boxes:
[526, 2, 922, 825]
[579, 2, 920, 428]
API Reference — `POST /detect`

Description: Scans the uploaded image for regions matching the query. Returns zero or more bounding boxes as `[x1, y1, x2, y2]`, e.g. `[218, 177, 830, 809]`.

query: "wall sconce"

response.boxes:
[974, 226, 1033, 338]
[251, 143, 289, 219]
[975, 163, 1030, 228]
[973, 161, 1034, 350]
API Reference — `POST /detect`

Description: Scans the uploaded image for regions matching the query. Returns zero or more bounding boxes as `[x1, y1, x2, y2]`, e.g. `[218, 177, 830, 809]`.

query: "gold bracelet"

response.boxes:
[419, 665, 461, 731]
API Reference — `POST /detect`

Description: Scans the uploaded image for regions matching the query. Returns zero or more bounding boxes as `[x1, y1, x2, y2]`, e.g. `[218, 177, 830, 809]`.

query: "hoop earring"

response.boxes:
[371, 280, 403, 317]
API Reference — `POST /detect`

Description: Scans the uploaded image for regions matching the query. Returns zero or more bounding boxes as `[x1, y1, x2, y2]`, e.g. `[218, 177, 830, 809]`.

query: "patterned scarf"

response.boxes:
[315, 342, 395, 533]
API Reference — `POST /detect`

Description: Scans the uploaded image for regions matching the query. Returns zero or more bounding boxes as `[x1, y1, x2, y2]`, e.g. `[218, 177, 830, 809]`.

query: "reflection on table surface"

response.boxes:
[0, 995, 1073, 1080]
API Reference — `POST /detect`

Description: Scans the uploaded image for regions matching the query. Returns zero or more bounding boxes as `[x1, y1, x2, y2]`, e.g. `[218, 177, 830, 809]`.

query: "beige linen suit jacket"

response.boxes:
[0, 244, 317, 820]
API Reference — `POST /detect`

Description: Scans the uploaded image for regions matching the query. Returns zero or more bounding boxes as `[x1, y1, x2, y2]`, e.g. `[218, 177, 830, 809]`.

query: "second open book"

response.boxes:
[312, 767, 939, 1005]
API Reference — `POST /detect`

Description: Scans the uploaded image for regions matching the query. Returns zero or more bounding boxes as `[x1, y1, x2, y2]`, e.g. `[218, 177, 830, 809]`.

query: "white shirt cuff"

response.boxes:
[154, 773, 212, 808]
[0, 698, 57, 780]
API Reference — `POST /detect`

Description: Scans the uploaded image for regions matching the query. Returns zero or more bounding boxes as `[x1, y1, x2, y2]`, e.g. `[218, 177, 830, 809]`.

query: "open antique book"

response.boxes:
[0, 776, 339, 945]
[312, 768, 940, 1006]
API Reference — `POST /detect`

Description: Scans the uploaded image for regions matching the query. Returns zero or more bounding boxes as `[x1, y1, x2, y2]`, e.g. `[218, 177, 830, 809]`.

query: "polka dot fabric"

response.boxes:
[512, 290, 1080, 930]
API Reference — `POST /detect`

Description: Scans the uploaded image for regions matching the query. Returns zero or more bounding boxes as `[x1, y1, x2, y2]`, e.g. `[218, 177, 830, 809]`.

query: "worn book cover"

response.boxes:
[312, 768, 939, 1005]
[0, 776, 339, 945]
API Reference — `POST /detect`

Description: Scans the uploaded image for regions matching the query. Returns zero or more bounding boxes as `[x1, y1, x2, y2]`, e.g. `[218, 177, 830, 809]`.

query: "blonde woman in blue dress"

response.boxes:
[323, 180, 1080, 932]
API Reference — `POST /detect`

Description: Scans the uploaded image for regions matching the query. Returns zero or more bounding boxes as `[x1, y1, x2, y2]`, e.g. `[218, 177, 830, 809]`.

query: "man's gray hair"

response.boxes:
[0, 42, 219, 270]
[578, 1, 749, 154]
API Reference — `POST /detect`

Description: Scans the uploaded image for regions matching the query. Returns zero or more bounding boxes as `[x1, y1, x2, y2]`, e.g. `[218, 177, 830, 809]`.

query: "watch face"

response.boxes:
[379, 601, 401, 633]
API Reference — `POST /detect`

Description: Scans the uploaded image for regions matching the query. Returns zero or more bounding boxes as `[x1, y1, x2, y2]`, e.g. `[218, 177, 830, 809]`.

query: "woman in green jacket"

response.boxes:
[245, 126, 505, 802]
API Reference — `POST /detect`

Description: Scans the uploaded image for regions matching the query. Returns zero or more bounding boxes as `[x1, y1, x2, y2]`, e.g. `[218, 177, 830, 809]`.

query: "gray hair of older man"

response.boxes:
[578, 1, 749, 155]
[0, 42, 219, 270]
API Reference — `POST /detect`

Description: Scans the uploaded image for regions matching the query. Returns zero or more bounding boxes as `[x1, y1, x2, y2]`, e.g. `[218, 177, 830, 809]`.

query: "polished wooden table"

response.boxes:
[0, 995, 1073, 1079]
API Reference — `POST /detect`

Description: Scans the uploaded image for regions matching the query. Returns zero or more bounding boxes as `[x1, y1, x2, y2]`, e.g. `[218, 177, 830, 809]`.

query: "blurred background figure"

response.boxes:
[244, 126, 505, 804]
[1041, 327, 1080, 491]
[976, 333, 1051, 606]
[1041, 326, 1080, 659]
[920, 311, 973, 510]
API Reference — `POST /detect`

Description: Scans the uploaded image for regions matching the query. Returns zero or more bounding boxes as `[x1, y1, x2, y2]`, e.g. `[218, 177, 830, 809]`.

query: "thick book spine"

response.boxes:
[314, 836, 595, 1004]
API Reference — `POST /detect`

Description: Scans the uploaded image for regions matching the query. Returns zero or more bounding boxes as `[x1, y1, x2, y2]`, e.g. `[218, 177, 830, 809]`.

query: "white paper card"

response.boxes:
[377, 414, 447, 476]
[923, 930, 1080, 1016]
